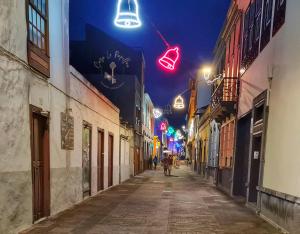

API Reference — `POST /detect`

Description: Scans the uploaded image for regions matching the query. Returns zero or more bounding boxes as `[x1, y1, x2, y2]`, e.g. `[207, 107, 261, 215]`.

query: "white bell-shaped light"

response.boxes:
[114, 0, 142, 29]
[153, 108, 162, 119]
[173, 95, 185, 109]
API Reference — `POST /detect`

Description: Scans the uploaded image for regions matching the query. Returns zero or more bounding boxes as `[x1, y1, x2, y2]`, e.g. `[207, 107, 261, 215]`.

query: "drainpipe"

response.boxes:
[257, 68, 273, 214]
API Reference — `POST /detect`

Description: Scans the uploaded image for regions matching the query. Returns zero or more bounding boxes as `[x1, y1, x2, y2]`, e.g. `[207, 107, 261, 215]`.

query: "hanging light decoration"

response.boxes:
[153, 108, 162, 119]
[160, 122, 167, 131]
[175, 130, 183, 139]
[114, 0, 142, 29]
[167, 126, 175, 136]
[158, 47, 180, 71]
[173, 95, 185, 109]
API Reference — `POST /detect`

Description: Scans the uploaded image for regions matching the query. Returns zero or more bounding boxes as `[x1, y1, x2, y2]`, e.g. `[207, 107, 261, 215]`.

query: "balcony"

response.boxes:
[211, 77, 239, 120]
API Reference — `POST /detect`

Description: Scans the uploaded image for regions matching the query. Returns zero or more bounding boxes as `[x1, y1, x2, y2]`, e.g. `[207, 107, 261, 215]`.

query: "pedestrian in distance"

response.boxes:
[167, 155, 173, 176]
[148, 156, 153, 170]
[162, 155, 168, 176]
[153, 155, 158, 170]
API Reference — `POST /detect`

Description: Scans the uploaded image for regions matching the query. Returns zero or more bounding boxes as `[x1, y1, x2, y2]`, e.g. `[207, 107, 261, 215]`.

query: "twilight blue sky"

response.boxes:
[70, 0, 230, 127]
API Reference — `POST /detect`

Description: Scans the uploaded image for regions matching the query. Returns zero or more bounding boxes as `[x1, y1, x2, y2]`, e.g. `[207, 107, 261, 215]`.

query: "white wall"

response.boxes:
[0, 0, 27, 61]
[263, 0, 300, 197]
[0, 0, 122, 233]
[239, 0, 300, 197]
[120, 126, 131, 182]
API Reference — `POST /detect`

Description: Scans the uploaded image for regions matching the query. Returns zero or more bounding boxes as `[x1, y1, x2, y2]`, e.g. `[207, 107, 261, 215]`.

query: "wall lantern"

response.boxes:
[202, 66, 212, 81]
[114, 0, 142, 29]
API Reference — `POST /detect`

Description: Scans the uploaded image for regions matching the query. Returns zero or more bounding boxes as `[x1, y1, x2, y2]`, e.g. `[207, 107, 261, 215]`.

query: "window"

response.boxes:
[242, 6, 250, 67]
[248, 3, 255, 51]
[273, 0, 286, 35]
[265, 0, 271, 25]
[255, 0, 262, 42]
[260, 0, 273, 51]
[219, 120, 235, 168]
[27, 0, 50, 77]
[232, 28, 235, 56]
[227, 38, 231, 64]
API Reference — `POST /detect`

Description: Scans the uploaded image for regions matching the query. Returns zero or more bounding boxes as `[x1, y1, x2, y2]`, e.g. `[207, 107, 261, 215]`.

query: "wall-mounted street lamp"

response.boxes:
[202, 66, 212, 81]
[200, 65, 223, 85]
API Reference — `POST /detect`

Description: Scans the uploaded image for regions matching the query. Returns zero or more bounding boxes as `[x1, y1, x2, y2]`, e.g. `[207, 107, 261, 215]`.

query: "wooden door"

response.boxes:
[134, 148, 140, 175]
[247, 91, 268, 204]
[31, 109, 50, 222]
[248, 135, 262, 202]
[97, 130, 104, 191]
[82, 123, 92, 198]
[119, 137, 127, 183]
[233, 113, 251, 197]
[108, 134, 114, 187]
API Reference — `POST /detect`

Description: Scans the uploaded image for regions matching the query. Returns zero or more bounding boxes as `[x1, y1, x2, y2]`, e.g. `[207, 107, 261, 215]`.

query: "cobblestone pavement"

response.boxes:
[22, 166, 281, 234]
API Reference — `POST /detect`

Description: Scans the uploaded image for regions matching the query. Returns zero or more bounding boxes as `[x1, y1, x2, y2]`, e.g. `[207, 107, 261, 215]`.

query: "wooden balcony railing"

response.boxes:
[211, 77, 239, 113]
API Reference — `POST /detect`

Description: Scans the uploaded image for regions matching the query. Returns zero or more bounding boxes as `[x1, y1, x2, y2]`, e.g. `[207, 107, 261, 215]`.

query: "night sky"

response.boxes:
[70, 0, 230, 128]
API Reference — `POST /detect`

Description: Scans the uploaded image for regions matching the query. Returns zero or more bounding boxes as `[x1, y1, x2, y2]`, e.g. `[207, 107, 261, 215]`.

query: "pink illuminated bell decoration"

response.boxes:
[160, 122, 167, 131]
[158, 47, 180, 71]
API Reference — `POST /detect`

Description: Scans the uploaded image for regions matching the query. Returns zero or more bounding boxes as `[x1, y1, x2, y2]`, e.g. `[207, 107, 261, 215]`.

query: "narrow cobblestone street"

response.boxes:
[22, 166, 280, 234]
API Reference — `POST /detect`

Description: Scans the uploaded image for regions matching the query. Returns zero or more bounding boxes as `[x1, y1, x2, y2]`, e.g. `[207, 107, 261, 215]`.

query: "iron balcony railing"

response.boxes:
[211, 77, 239, 111]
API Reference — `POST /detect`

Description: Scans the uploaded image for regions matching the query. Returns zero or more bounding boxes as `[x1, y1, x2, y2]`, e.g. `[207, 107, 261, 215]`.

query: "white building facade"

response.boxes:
[143, 93, 154, 169]
[238, 0, 300, 232]
[0, 1, 123, 233]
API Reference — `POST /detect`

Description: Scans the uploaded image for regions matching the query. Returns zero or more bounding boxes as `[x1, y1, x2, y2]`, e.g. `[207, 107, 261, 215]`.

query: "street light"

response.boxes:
[200, 65, 223, 85]
[202, 66, 212, 81]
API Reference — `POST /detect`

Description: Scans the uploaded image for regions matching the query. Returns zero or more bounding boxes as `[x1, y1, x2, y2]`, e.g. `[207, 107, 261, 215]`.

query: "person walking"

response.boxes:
[148, 156, 153, 170]
[167, 155, 173, 176]
[153, 155, 158, 170]
[162, 154, 168, 176]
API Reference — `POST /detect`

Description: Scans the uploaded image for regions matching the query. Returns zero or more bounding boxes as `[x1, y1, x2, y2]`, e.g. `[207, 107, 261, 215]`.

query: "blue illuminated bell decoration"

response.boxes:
[167, 126, 175, 137]
[114, 0, 142, 29]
